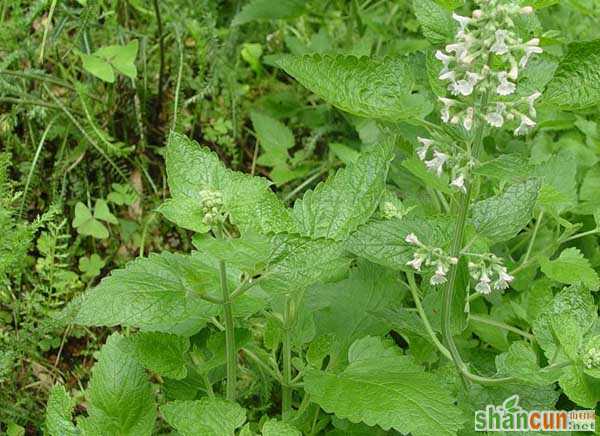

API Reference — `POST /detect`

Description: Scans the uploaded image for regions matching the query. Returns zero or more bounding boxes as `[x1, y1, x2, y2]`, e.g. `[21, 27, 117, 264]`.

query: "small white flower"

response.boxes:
[486, 112, 504, 128]
[435, 50, 452, 67]
[407, 253, 425, 271]
[514, 114, 536, 136]
[439, 97, 456, 123]
[452, 13, 471, 31]
[446, 43, 468, 62]
[519, 39, 543, 68]
[475, 280, 492, 294]
[472, 9, 483, 19]
[416, 137, 433, 160]
[490, 29, 509, 55]
[496, 72, 516, 96]
[430, 263, 448, 286]
[451, 174, 466, 192]
[527, 91, 542, 117]
[494, 267, 514, 290]
[405, 233, 420, 245]
[463, 107, 475, 131]
[508, 58, 519, 80]
[449, 257, 459, 265]
[475, 270, 492, 294]
[439, 70, 456, 81]
[455, 79, 474, 96]
[425, 151, 449, 177]
[521, 6, 534, 15]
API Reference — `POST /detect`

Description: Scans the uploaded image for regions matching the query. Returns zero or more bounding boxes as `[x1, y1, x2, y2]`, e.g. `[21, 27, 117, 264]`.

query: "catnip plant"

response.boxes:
[43, 0, 600, 434]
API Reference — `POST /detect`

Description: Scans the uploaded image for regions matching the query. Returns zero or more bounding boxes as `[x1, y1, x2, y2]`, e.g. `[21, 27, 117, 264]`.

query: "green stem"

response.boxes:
[407, 273, 452, 360]
[282, 298, 293, 419]
[522, 211, 544, 265]
[441, 96, 487, 383]
[217, 240, 237, 400]
[469, 314, 534, 341]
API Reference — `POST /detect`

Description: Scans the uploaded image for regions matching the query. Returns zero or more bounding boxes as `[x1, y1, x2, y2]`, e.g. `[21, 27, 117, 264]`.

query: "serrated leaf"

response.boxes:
[541, 247, 600, 291]
[276, 54, 432, 122]
[292, 143, 393, 240]
[345, 216, 452, 271]
[559, 365, 600, 408]
[495, 341, 560, 386]
[414, 0, 456, 44]
[471, 179, 540, 242]
[304, 337, 464, 436]
[161, 132, 295, 234]
[161, 398, 246, 436]
[533, 284, 596, 361]
[121, 332, 190, 380]
[262, 419, 301, 436]
[193, 232, 274, 274]
[261, 235, 350, 294]
[45, 385, 80, 436]
[545, 39, 600, 110]
[71, 251, 221, 335]
[77, 333, 156, 436]
[232, 0, 305, 26]
[472, 154, 532, 181]
[306, 262, 404, 358]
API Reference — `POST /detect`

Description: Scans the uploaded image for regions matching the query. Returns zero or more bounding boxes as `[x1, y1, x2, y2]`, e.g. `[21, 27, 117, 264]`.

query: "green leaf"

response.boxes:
[276, 54, 432, 122]
[470, 179, 540, 242]
[45, 385, 80, 436]
[306, 262, 404, 357]
[533, 153, 578, 213]
[345, 216, 452, 271]
[161, 132, 295, 234]
[193, 232, 274, 274]
[80, 53, 115, 82]
[232, 0, 305, 26]
[121, 332, 190, 380]
[495, 341, 560, 386]
[413, 0, 456, 44]
[304, 336, 464, 436]
[559, 365, 600, 408]
[261, 419, 302, 436]
[533, 284, 596, 361]
[541, 247, 600, 291]
[161, 398, 246, 436]
[433, 0, 464, 9]
[78, 254, 105, 278]
[262, 235, 350, 294]
[77, 333, 156, 436]
[251, 111, 294, 153]
[71, 251, 220, 335]
[402, 157, 452, 194]
[545, 40, 600, 110]
[292, 143, 393, 240]
[329, 143, 359, 165]
[472, 154, 532, 182]
[72, 202, 109, 239]
[95, 40, 139, 79]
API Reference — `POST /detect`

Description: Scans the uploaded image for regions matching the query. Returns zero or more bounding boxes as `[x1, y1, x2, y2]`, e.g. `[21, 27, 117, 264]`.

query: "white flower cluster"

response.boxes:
[405, 233, 458, 286]
[468, 254, 513, 294]
[200, 189, 225, 226]
[583, 346, 600, 370]
[416, 136, 473, 193]
[435, 0, 543, 136]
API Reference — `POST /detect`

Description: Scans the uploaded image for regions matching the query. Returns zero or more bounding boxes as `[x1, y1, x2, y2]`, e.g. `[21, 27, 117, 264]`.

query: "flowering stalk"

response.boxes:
[410, 0, 543, 383]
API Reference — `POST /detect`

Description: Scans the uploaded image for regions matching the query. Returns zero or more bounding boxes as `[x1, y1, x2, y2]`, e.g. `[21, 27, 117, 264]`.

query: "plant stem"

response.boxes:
[522, 211, 544, 265]
[152, 0, 165, 116]
[216, 227, 236, 400]
[282, 298, 293, 419]
[469, 314, 534, 341]
[406, 273, 452, 360]
[441, 96, 487, 383]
